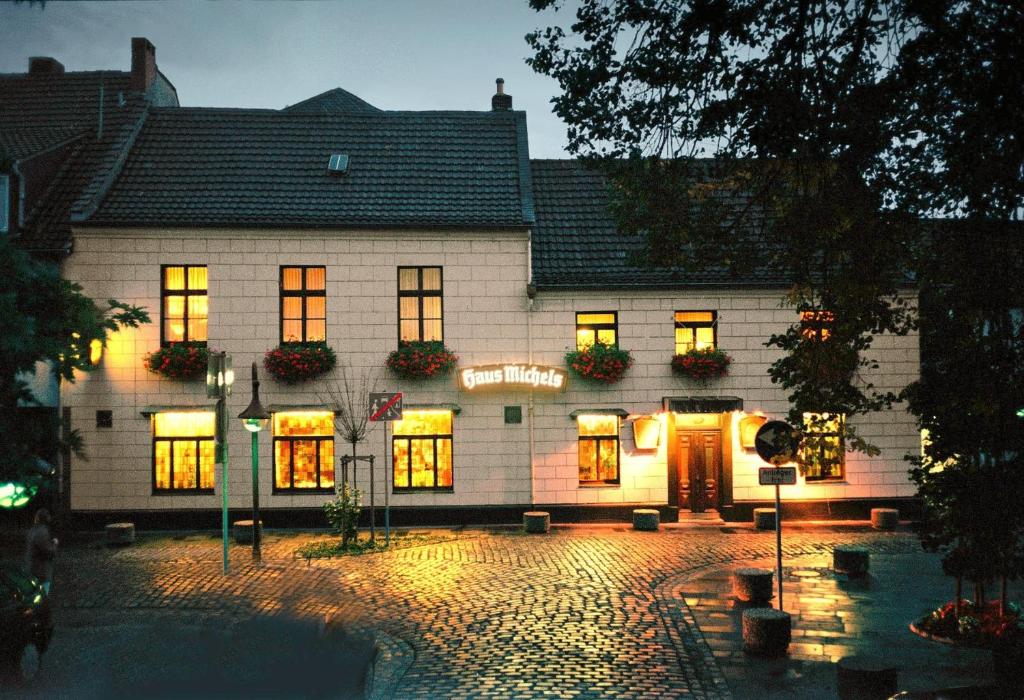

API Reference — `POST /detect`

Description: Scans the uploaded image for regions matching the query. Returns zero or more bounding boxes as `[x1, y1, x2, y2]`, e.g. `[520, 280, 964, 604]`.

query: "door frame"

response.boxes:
[666, 411, 734, 511]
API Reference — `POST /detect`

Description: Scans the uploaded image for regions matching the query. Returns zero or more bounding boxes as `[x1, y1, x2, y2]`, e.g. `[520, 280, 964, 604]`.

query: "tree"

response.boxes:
[0, 235, 150, 484]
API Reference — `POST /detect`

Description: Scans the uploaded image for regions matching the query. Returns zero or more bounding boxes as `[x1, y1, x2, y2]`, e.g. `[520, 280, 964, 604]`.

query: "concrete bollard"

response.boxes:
[105, 522, 136, 546]
[742, 608, 791, 656]
[836, 655, 899, 700]
[833, 546, 870, 577]
[232, 519, 263, 544]
[632, 509, 660, 532]
[523, 511, 551, 534]
[753, 508, 777, 530]
[870, 508, 899, 531]
[732, 568, 774, 604]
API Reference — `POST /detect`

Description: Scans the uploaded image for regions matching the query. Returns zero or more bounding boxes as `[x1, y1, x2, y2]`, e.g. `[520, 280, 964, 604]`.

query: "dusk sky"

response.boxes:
[0, 0, 574, 157]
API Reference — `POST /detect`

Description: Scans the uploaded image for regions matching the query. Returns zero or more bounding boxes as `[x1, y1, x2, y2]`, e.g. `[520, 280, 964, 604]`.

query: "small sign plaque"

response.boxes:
[369, 392, 403, 422]
[759, 466, 798, 486]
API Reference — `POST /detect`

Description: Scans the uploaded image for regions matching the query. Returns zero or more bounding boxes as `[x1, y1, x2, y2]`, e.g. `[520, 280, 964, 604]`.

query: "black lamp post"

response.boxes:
[238, 362, 271, 564]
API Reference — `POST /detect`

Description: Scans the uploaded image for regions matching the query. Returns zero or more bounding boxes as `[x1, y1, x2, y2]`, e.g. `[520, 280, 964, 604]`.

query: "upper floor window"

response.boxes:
[280, 266, 326, 343]
[398, 267, 443, 344]
[801, 412, 845, 481]
[801, 310, 834, 341]
[273, 411, 335, 492]
[153, 412, 215, 493]
[675, 311, 717, 353]
[392, 410, 453, 491]
[577, 414, 620, 485]
[161, 265, 207, 346]
[576, 312, 617, 351]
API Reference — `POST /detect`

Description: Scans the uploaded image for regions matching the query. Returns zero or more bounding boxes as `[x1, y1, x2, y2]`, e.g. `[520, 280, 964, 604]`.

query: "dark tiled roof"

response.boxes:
[86, 108, 535, 228]
[529, 159, 787, 288]
[282, 88, 381, 114]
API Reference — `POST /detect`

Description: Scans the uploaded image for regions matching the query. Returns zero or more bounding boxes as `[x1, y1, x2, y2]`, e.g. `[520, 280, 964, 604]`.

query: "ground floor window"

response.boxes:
[273, 411, 335, 491]
[153, 412, 215, 492]
[577, 414, 620, 484]
[801, 412, 845, 481]
[392, 410, 453, 490]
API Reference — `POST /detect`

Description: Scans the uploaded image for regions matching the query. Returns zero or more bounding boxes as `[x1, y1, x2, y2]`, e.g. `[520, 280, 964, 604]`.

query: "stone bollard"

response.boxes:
[753, 508, 776, 531]
[105, 522, 136, 546]
[232, 519, 263, 544]
[836, 655, 899, 700]
[742, 608, 791, 656]
[523, 511, 551, 534]
[870, 508, 899, 531]
[732, 568, 774, 604]
[632, 509, 660, 532]
[833, 546, 870, 577]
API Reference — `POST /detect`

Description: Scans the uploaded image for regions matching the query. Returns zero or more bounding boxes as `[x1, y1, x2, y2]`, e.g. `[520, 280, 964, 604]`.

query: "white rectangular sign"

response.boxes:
[759, 466, 798, 486]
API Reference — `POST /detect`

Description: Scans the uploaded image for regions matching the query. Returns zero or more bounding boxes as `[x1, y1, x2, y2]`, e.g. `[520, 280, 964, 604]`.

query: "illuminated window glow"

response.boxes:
[392, 410, 453, 490]
[578, 415, 620, 484]
[153, 412, 215, 492]
[280, 266, 327, 343]
[398, 266, 443, 344]
[576, 312, 618, 351]
[801, 310, 834, 341]
[801, 412, 844, 481]
[273, 411, 335, 491]
[674, 311, 717, 353]
[161, 265, 208, 346]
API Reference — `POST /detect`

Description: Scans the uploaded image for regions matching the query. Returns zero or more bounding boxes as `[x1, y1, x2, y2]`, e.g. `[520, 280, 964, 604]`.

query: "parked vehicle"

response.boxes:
[0, 563, 53, 682]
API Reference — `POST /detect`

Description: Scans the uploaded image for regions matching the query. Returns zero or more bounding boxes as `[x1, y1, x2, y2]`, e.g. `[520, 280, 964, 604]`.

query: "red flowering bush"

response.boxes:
[144, 343, 210, 380]
[565, 342, 633, 385]
[671, 348, 732, 381]
[264, 342, 337, 384]
[914, 599, 1023, 648]
[386, 341, 458, 379]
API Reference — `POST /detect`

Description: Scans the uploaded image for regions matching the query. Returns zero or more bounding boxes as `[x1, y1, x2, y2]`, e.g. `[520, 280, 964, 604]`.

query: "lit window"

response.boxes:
[738, 414, 767, 450]
[280, 266, 327, 343]
[161, 265, 208, 346]
[273, 411, 335, 491]
[675, 311, 716, 353]
[153, 412, 215, 492]
[578, 415, 620, 484]
[392, 410, 453, 490]
[398, 266, 443, 344]
[576, 312, 618, 351]
[801, 310, 834, 341]
[801, 413, 844, 481]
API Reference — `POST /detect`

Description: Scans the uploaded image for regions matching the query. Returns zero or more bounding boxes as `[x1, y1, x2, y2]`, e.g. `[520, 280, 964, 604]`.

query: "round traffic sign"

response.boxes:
[754, 420, 801, 466]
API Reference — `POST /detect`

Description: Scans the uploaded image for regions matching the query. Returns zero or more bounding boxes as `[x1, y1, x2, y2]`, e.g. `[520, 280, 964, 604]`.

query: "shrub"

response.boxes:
[144, 343, 210, 380]
[264, 342, 337, 384]
[323, 484, 361, 547]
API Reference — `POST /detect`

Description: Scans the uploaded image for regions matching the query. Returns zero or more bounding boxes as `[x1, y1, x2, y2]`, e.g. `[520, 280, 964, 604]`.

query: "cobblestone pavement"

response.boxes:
[1, 526, 960, 699]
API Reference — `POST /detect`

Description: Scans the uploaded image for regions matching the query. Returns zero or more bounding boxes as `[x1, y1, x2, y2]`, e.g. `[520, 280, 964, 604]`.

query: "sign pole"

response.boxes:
[775, 483, 783, 611]
[219, 396, 229, 575]
[384, 420, 390, 547]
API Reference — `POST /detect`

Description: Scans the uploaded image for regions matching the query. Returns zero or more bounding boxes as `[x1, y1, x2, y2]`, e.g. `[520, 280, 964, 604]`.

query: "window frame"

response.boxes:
[271, 412, 335, 494]
[575, 311, 618, 351]
[279, 265, 327, 344]
[392, 411, 454, 492]
[800, 310, 835, 341]
[160, 264, 208, 347]
[577, 415, 621, 486]
[801, 413, 845, 482]
[397, 266, 444, 346]
[151, 414, 215, 495]
[674, 310, 718, 354]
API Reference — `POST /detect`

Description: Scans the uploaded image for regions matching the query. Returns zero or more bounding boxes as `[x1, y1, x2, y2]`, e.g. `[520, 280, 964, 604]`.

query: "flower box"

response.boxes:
[264, 342, 337, 384]
[144, 343, 210, 380]
[386, 341, 458, 380]
[671, 348, 731, 381]
[565, 343, 633, 385]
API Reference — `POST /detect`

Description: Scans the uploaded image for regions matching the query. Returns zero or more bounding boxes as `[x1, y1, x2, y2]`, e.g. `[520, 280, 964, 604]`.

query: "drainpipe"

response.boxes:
[526, 239, 537, 509]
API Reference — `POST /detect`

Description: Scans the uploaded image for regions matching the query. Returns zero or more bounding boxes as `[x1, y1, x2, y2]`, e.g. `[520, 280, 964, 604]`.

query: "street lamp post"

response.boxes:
[207, 352, 234, 575]
[238, 362, 271, 565]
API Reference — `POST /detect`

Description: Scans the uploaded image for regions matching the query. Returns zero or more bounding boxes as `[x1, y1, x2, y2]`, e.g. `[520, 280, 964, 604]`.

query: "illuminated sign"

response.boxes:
[458, 364, 568, 392]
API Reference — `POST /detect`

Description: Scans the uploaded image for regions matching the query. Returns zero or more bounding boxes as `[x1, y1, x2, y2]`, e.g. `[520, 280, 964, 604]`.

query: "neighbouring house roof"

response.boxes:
[529, 159, 790, 289]
[282, 87, 382, 114]
[82, 107, 535, 229]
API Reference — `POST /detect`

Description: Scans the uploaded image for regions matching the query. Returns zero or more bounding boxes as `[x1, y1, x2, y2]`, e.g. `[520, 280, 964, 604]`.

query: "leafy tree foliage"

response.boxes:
[0, 236, 149, 482]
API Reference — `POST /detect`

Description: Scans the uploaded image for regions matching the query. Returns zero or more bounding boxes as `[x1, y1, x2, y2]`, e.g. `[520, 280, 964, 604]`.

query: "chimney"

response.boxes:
[28, 57, 65, 75]
[130, 37, 157, 92]
[491, 78, 512, 111]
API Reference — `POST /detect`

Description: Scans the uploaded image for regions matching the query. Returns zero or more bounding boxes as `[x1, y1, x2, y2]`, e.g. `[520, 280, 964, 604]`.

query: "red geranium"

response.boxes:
[144, 343, 210, 380]
[264, 342, 337, 384]
[671, 348, 731, 381]
[565, 342, 633, 385]
[386, 341, 458, 379]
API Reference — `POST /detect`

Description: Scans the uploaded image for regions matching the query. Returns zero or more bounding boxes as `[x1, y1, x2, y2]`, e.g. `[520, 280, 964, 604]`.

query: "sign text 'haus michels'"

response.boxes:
[458, 364, 568, 392]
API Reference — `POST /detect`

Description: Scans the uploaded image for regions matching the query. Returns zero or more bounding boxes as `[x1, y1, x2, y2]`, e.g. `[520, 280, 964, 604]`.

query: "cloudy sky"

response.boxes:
[0, 0, 574, 157]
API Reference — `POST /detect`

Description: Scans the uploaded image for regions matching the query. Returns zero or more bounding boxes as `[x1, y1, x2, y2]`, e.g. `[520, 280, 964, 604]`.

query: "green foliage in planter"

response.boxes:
[565, 342, 633, 384]
[671, 347, 731, 381]
[386, 341, 458, 379]
[264, 342, 337, 384]
[323, 484, 361, 547]
[144, 343, 209, 380]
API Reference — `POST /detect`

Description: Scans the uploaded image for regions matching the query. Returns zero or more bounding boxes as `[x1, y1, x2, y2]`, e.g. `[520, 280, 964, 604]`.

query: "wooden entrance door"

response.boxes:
[677, 430, 722, 512]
